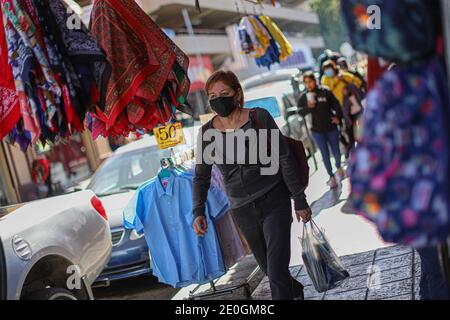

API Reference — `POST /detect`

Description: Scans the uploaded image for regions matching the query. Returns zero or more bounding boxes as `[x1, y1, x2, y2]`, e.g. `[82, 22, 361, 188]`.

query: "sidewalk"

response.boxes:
[252, 245, 421, 300]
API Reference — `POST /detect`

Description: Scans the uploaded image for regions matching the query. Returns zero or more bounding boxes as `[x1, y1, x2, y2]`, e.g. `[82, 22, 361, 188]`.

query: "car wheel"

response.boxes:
[24, 288, 78, 300]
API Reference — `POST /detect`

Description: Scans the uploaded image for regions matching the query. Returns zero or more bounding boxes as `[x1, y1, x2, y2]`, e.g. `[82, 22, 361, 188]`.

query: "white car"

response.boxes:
[0, 190, 112, 300]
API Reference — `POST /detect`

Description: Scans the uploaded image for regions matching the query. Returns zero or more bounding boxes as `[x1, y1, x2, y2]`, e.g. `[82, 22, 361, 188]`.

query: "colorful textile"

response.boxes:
[349, 58, 450, 247]
[1, 0, 109, 149]
[123, 171, 229, 288]
[89, 0, 191, 138]
[258, 15, 293, 62]
[0, 8, 20, 140]
[341, 0, 441, 63]
[238, 15, 293, 70]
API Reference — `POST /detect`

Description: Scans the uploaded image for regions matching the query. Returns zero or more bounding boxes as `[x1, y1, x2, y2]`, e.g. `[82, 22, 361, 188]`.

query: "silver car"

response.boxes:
[0, 190, 112, 300]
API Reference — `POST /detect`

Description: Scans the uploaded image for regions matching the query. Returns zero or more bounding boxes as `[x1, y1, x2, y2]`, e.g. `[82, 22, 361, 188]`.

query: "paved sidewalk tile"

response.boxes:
[303, 285, 325, 300]
[252, 246, 417, 301]
[325, 275, 368, 295]
[324, 288, 368, 300]
[383, 294, 412, 301]
[374, 253, 413, 272]
[345, 262, 373, 278]
[341, 251, 376, 267]
[367, 278, 413, 300]
[413, 276, 421, 300]
[378, 265, 412, 285]
[375, 246, 413, 260]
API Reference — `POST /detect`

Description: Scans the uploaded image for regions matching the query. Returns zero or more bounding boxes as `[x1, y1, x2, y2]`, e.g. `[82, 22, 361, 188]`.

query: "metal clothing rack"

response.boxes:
[187, 266, 260, 300]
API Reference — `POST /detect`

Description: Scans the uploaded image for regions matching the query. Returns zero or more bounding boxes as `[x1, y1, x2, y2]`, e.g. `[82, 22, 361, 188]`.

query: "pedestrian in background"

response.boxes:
[298, 72, 345, 189]
[337, 57, 367, 95]
[322, 60, 364, 158]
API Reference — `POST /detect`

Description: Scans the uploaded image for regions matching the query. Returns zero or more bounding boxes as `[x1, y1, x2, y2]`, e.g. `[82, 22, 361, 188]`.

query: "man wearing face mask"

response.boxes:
[193, 70, 312, 300]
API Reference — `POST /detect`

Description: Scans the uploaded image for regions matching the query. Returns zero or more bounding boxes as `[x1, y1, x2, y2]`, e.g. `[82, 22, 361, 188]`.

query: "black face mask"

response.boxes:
[209, 96, 237, 117]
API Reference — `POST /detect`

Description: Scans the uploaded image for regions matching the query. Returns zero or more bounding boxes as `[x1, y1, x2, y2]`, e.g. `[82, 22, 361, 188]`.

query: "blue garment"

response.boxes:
[123, 171, 229, 288]
[312, 129, 342, 177]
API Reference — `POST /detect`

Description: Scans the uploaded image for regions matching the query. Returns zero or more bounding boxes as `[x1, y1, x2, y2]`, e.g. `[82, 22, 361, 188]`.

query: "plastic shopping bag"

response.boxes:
[301, 220, 350, 293]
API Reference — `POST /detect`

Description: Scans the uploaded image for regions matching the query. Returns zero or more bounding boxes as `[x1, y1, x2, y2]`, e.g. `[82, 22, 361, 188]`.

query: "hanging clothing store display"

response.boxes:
[349, 57, 450, 247]
[343, 0, 450, 248]
[0, 9, 20, 141]
[123, 170, 229, 288]
[238, 15, 293, 69]
[0, 0, 110, 150]
[89, 0, 191, 139]
[366, 57, 390, 91]
[195, 165, 251, 268]
[341, 0, 441, 64]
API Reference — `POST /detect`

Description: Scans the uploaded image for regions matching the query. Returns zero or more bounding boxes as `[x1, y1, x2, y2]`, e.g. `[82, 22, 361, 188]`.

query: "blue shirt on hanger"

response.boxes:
[123, 171, 229, 288]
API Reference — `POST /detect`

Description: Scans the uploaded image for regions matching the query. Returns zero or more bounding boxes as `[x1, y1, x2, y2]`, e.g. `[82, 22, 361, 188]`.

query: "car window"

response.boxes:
[88, 145, 186, 196]
[245, 97, 281, 118]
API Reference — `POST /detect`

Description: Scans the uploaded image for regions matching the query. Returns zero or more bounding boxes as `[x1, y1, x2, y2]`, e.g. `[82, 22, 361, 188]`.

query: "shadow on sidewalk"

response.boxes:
[310, 186, 347, 218]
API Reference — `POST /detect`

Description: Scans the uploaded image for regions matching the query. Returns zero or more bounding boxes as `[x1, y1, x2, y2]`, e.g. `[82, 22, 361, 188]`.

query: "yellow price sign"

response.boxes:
[153, 123, 186, 150]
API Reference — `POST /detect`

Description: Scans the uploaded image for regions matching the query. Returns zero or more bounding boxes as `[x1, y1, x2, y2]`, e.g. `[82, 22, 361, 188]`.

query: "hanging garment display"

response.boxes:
[123, 170, 229, 288]
[238, 15, 293, 69]
[349, 57, 450, 247]
[0, 0, 110, 150]
[341, 0, 442, 64]
[89, 0, 191, 139]
[0, 9, 20, 140]
[366, 57, 390, 91]
[205, 166, 250, 268]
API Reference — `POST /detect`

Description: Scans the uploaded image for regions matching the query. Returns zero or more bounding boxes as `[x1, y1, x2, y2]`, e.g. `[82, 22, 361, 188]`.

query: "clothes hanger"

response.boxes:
[158, 157, 175, 179]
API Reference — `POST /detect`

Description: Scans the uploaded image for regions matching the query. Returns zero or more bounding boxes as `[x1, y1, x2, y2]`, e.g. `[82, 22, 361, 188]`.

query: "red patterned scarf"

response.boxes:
[90, 0, 178, 131]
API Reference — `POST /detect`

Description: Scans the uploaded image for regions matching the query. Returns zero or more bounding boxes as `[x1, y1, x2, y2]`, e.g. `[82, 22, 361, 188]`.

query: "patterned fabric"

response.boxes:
[0, 8, 20, 140]
[349, 57, 450, 247]
[341, 0, 441, 63]
[238, 15, 293, 70]
[89, 0, 191, 138]
[1, 0, 109, 150]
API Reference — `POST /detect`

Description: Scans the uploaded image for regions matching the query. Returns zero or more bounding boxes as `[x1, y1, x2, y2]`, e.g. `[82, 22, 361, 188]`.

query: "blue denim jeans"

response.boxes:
[312, 129, 342, 178]
[417, 246, 450, 300]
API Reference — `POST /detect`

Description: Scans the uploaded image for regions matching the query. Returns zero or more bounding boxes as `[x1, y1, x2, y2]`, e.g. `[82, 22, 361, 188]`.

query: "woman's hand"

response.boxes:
[296, 207, 312, 223]
[331, 117, 341, 125]
[193, 216, 208, 237]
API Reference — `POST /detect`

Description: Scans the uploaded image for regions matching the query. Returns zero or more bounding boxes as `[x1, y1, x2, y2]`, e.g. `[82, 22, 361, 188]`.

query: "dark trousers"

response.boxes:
[232, 183, 303, 300]
[417, 246, 450, 300]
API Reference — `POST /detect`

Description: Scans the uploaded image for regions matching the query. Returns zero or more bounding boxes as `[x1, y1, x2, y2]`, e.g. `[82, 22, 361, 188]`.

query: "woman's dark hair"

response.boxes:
[205, 70, 244, 106]
[322, 60, 339, 73]
[302, 71, 317, 82]
[337, 57, 349, 69]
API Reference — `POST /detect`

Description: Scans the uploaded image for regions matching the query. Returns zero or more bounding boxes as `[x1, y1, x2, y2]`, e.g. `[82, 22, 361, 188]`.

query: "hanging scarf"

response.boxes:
[90, 0, 176, 132]
[34, 0, 110, 132]
[0, 7, 20, 140]
[2, 2, 41, 146]
[258, 15, 293, 61]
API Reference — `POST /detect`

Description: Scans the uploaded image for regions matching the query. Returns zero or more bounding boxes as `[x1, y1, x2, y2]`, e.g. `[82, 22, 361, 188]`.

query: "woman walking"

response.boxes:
[298, 72, 346, 189]
[193, 70, 312, 300]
